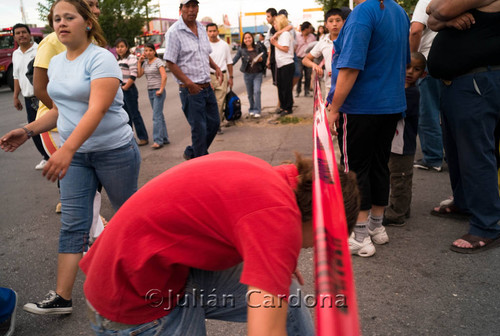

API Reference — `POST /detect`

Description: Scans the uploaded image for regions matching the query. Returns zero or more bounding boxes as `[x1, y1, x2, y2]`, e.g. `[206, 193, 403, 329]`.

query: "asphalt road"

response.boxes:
[1, 71, 500, 336]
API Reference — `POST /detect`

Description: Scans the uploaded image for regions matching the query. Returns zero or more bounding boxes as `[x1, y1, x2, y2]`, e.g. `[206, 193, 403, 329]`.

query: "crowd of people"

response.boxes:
[1, 0, 499, 334]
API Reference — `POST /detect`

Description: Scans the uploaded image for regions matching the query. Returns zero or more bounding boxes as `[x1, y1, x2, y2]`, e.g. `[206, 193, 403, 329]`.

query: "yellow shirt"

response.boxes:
[34, 32, 66, 121]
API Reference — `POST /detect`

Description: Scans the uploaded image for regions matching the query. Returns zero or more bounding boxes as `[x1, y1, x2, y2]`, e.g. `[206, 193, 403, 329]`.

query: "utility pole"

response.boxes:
[20, 0, 27, 23]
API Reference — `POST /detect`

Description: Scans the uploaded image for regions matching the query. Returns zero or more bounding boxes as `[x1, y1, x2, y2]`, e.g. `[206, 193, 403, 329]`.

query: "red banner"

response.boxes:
[312, 76, 361, 336]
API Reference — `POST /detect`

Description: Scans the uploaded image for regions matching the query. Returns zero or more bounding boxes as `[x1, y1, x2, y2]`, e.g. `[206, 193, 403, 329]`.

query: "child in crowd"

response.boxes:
[302, 8, 349, 99]
[137, 43, 169, 149]
[384, 52, 427, 226]
[115, 38, 149, 146]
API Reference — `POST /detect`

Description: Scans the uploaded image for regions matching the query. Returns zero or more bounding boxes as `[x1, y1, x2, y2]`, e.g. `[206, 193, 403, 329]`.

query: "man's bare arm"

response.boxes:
[409, 21, 424, 52]
[247, 286, 288, 336]
[427, 0, 498, 20]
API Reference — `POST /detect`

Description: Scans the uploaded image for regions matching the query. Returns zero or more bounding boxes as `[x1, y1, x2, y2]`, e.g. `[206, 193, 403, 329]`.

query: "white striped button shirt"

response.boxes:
[164, 16, 212, 84]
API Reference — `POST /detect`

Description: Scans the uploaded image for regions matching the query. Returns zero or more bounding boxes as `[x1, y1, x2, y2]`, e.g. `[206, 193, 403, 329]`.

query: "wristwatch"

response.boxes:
[22, 126, 34, 139]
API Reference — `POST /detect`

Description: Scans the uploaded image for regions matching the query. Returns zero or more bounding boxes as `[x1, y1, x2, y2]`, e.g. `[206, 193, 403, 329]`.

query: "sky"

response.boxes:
[2, 0, 325, 29]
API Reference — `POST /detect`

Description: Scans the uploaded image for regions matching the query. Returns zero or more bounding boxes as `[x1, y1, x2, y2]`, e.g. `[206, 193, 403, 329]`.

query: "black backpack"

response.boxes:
[223, 90, 241, 121]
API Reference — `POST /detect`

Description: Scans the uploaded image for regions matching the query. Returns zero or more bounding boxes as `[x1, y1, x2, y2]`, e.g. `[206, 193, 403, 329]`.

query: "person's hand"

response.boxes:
[228, 76, 233, 89]
[138, 54, 145, 64]
[446, 12, 475, 30]
[313, 64, 324, 77]
[13, 97, 23, 111]
[155, 88, 163, 96]
[293, 269, 305, 286]
[0, 128, 29, 152]
[42, 146, 74, 182]
[216, 67, 223, 85]
[266, 59, 271, 69]
[327, 104, 339, 136]
[187, 82, 202, 95]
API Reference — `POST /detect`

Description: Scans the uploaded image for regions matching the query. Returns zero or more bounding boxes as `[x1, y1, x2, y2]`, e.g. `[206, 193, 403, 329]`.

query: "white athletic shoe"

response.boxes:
[349, 234, 376, 257]
[368, 225, 389, 245]
[35, 159, 47, 170]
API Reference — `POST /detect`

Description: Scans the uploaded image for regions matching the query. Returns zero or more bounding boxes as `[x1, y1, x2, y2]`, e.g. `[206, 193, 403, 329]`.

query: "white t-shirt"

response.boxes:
[309, 35, 334, 89]
[411, 0, 437, 58]
[209, 39, 233, 72]
[48, 43, 132, 153]
[13, 42, 38, 97]
[275, 31, 294, 68]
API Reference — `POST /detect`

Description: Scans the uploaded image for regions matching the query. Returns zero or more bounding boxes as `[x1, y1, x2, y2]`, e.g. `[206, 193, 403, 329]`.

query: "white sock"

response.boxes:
[353, 221, 369, 243]
[368, 214, 383, 231]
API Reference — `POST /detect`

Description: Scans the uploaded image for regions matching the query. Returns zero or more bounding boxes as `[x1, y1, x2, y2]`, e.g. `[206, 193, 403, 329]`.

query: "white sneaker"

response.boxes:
[349, 234, 376, 257]
[253, 113, 261, 118]
[248, 112, 255, 117]
[368, 225, 389, 245]
[35, 159, 47, 170]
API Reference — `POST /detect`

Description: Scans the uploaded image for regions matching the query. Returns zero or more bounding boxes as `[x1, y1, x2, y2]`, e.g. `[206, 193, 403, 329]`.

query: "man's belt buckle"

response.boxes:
[442, 79, 452, 86]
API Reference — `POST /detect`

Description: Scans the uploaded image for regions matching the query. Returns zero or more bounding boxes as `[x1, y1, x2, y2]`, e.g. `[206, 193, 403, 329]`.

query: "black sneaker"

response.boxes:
[0, 289, 17, 336]
[382, 217, 406, 227]
[413, 159, 442, 172]
[23, 291, 72, 315]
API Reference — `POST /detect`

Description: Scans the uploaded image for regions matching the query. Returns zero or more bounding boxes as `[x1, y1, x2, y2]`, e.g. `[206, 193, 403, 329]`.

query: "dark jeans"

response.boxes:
[277, 63, 295, 112]
[123, 84, 148, 141]
[296, 57, 312, 95]
[26, 96, 49, 160]
[179, 86, 220, 159]
[386, 153, 414, 222]
[418, 74, 444, 166]
[440, 69, 500, 239]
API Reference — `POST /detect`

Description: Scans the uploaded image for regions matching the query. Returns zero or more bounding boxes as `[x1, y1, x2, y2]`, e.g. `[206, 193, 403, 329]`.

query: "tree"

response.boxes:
[37, 0, 152, 46]
[315, 0, 419, 16]
[99, 0, 151, 46]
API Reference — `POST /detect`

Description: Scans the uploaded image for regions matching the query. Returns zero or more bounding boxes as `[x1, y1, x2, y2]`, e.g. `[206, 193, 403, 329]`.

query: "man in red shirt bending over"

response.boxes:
[80, 151, 359, 336]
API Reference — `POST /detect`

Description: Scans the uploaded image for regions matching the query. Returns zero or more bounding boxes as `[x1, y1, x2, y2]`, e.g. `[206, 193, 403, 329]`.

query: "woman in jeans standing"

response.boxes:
[232, 32, 267, 118]
[115, 38, 149, 146]
[137, 43, 169, 149]
[0, 0, 141, 313]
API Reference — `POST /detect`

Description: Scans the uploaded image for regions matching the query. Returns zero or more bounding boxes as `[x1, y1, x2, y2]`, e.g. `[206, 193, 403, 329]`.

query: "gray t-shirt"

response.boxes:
[143, 58, 165, 90]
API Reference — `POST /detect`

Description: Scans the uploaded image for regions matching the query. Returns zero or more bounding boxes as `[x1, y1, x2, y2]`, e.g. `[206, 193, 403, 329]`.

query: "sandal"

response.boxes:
[450, 234, 500, 254]
[151, 143, 163, 149]
[430, 197, 470, 220]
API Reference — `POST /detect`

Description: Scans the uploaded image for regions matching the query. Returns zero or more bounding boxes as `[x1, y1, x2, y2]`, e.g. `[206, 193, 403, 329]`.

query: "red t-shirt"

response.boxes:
[80, 151, 302, 324]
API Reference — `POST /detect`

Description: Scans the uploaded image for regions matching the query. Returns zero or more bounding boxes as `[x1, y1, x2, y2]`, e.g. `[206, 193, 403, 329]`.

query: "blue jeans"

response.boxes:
[90, 264, 314, 336]
[123, 84, 149, 141]
[440, 69, 500, 239]
[296, 57, 312, 95]
[179, 86, 220, 159]
[59, 140, 141, 253]
[148, 89, 169, 145]
[418, 75, 444, 166]
[243, 72, 263, 115]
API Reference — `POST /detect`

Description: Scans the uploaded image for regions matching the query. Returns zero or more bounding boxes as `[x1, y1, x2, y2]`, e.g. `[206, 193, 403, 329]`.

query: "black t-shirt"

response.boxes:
[270, 26, 277, 64]
[428, 9, 500, 80]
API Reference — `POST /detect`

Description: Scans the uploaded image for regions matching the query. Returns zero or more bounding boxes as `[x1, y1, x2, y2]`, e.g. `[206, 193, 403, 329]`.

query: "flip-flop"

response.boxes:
[430, 197, 470, 220]
[450, 234, 500, 254]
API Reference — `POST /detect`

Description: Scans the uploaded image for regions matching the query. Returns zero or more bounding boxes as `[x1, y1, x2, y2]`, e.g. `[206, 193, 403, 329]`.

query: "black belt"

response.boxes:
[86, 300, 145, 331]
[179, 82, 211, 89]
[442, 65, 500, 86]
[210, 70, 227, 74]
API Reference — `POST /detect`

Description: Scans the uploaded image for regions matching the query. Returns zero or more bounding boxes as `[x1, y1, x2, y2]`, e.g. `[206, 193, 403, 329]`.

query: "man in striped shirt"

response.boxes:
[164, 0, 223, 160]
